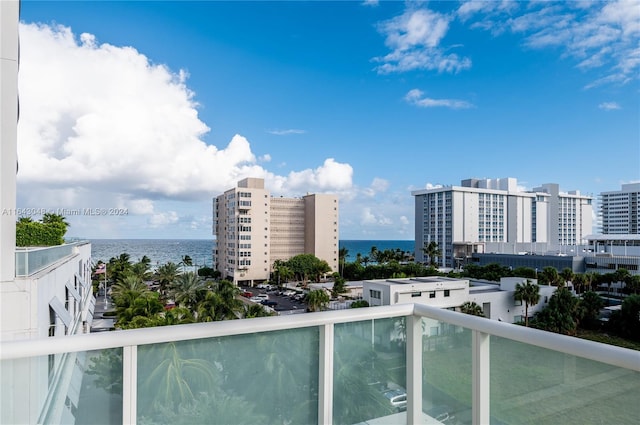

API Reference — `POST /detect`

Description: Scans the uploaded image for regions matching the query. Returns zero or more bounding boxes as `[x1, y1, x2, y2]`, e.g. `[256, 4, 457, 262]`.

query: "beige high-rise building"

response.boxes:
[212, 178, 339, 285]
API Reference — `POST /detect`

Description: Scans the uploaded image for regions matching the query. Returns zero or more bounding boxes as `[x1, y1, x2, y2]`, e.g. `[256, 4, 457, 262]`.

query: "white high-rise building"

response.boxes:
[599, 183, 640, 235]
[212, 178, 339, 285]
[412, 178, 593, 268]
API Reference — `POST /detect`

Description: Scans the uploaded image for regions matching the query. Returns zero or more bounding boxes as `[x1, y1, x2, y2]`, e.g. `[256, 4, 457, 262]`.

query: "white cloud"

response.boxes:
[371, 178, 390, 192]
[461, 1, 640, 88]
[362, 0, 379, 7]
[16, 23, 355, 236]
[149, 211, 179, 227]
[267, 129, 306, 135]
[126, 199, 155, 215]
[269, 158, 354, 195]
[598, 101, 622, 110]
[404, 89, 474, 109]
[373, 8, 471, 74]
[361, 207, 392, 226]
[425, 183, 443, 190]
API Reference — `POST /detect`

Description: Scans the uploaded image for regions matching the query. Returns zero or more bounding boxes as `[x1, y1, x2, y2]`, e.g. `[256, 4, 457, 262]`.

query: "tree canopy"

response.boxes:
[16, 214, 68, 246]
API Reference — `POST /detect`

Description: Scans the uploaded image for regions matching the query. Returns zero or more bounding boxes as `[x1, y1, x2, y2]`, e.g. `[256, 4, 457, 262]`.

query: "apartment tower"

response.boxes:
[599, 183, 640, 235]
[213, 178, 338, 285]
[412, 178, 593, 268]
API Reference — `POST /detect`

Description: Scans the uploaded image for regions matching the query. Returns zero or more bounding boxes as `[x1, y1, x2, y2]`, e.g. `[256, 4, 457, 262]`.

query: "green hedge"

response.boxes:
[16, 221, 66, 246]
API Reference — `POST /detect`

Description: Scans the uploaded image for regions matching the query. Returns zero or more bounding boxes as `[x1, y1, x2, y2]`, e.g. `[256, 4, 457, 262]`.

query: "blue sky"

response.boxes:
[16, 0, 640, 240]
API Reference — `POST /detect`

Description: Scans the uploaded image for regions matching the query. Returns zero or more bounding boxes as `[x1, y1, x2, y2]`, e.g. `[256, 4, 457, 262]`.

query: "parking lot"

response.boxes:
[240, 284, 308, 313]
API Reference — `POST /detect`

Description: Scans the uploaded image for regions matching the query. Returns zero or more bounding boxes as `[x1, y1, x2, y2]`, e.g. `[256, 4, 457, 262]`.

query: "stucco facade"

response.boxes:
[213, 178, 338, 285]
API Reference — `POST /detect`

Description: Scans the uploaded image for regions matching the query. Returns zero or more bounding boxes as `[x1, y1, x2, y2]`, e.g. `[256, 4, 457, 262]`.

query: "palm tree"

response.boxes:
[306, 289, 330, 312]
[613, 268, 631, 295]
[422, 241, 442, 267]
[156, 262, 180, 297]
[369, 246, 379, 264]
[539, 266, 560, 286]
[170, 272, 206, 311]
[338, 247, 349, 277]
[42, 212, 70, 229]
[211, 280, 243, 320]
[243, 303, 273, 318]
[572, 273, 585, 294]
[180, 255, 193, 272]
[111, 274, 147, 299]
[559, 267, 574, 289]
[459, 301, 485, 317]
[514, 279, 540, 327]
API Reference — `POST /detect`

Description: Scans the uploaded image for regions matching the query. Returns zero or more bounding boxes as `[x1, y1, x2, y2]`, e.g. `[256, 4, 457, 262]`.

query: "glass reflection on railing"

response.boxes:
[489, 336, 640, 425]
[136, 327, 319, 425]
[333, 317, 407, 425]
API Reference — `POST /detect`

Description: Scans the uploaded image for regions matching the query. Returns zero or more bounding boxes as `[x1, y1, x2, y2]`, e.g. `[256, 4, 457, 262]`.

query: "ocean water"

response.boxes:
[89, 239, 416, 267]
[339, 240, 415, 262]
[90, 239, 215, 268]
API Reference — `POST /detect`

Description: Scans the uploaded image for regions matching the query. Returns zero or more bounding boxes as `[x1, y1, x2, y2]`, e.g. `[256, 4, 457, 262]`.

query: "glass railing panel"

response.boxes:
[136, 326, 319, 424]
[422, 319, 472, 425]
[76, 348, 124, 424]
[333, 317, 407, 425]
[15, 244, 75, 276]
[1, 348, 123, 425]
[490, 336, 640, 425]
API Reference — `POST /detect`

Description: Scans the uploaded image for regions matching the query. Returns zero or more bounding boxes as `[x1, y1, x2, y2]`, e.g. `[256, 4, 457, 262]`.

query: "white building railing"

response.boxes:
[14, 241, 90, 276]
[1, 304, 639, 425]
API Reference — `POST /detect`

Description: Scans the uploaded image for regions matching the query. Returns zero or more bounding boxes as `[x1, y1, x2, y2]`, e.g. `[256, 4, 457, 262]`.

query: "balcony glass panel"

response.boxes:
[489, 336, 640, 425]
[76, 348, 124, 424]
[136, 327, 319, 424]
[422, 320, 472, 425]
[15, 243, 75, 276]
[333, 317, 406, 425]
[1, 348, 122, 425]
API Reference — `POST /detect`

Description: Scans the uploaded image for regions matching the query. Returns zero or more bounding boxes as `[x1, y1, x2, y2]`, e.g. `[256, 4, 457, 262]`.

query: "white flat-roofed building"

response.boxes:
[599, 183, 640, 235]
[213, 178, 339, 285]
[412, 178, 593, 268]
[363, 276, 555, 325]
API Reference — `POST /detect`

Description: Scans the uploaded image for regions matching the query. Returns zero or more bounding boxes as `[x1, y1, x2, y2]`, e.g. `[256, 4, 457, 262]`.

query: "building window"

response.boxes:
[429, 291, 436, 299]
[411, 292, 421, 298]
[370, 290, 381, 299]
[444, 290, 450, 297]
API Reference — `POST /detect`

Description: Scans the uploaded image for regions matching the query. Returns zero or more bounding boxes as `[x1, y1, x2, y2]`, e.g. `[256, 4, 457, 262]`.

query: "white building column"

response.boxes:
[0, 0, 19, 282]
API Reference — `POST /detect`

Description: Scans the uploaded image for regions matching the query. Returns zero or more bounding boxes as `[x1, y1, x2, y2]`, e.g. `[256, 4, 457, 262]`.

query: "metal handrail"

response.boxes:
[2, 303, 638, 372]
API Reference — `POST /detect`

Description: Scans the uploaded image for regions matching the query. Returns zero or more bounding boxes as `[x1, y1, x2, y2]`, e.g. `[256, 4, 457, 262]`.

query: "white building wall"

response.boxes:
[363, 277, 556, 325]
[468, 279, 555, 323]
[600, 183, 640, 234]
[1, 243, 93, 341]
[414, 179, 593, 266]
[0, 0, 18, 283]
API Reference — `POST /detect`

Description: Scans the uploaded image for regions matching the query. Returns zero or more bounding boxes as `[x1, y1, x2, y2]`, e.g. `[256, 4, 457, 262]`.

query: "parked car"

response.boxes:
[241, 290, 253, 298]
[382, 389, 407, 411]
[255, 293, 269, 301]
[283, 290, 296, 297]
[260, 300, 278, 307]
[249, 296, 263, 303]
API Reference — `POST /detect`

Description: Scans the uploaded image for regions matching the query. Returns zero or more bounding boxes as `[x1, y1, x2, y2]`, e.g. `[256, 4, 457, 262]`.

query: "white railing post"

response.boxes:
[122, 345, 137, 425]
[472, 330, 490, 425]
[406, 314, 422, 425]
[318, 323, 334, 425]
